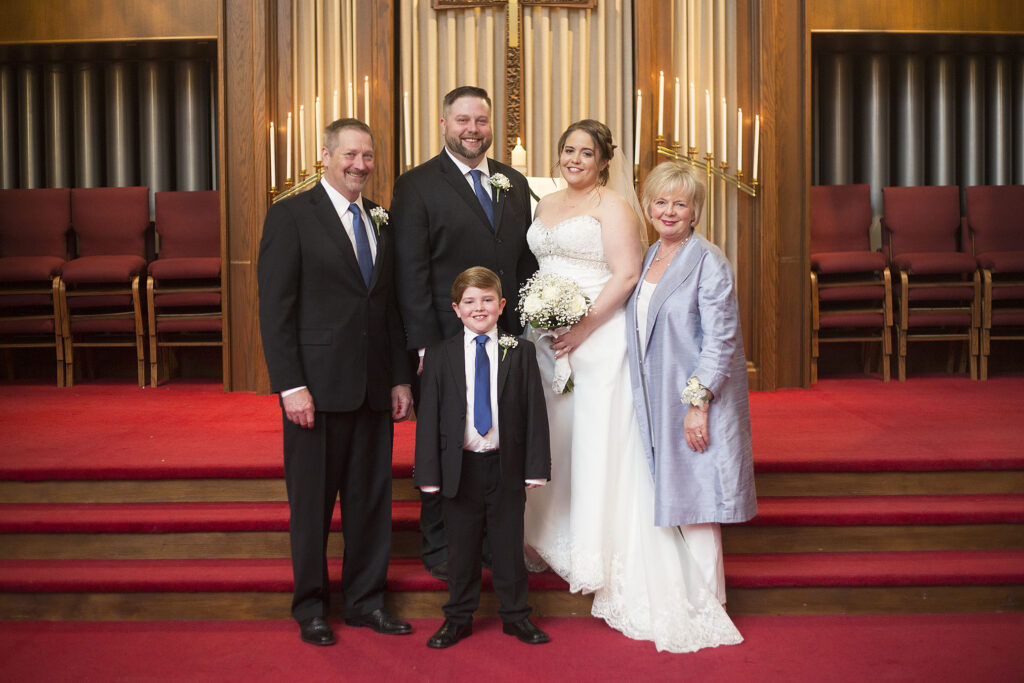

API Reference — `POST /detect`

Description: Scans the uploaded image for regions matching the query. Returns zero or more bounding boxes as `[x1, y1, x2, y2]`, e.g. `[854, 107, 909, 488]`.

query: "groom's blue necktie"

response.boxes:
[348, 203, 373, 287]
[474, 334, 492, 436]
[470, 169, 495, 228]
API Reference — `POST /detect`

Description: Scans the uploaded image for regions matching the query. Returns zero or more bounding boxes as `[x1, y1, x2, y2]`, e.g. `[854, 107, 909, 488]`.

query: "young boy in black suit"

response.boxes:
[415, 266, 551, 649]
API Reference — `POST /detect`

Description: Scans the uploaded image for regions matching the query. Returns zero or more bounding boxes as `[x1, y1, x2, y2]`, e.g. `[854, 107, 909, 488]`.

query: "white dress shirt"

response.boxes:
[444, 147, 492, 198]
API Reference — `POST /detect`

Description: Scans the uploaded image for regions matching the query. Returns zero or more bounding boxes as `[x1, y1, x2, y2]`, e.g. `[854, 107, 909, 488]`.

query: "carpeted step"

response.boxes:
[4, 495, 1023, 533]
[1, 551, 1022, 593]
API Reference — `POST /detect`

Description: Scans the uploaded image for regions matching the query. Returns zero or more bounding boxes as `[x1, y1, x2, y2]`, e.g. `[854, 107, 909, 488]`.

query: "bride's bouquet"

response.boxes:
[517, 272, 591, 393]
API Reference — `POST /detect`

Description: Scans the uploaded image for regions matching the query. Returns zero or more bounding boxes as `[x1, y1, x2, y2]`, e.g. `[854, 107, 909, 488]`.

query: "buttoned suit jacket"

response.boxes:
[390, 151, 538, 350]
[258, 182, 411, 409]
[413, 332, 551, 498]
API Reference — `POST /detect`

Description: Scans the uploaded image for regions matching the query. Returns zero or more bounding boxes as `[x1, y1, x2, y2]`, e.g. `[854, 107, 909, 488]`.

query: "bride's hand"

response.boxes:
[550, 324, 591, 359]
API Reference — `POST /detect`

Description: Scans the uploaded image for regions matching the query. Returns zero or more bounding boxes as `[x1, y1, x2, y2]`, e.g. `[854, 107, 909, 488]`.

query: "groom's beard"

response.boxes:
[445, 131, 492, 164]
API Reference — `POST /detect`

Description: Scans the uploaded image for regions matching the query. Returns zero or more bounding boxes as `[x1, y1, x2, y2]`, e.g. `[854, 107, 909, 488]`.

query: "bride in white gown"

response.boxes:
[523, 120, 742, 653]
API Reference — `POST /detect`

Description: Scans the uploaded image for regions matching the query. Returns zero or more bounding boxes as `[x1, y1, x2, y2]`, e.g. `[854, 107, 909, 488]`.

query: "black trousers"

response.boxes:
[441, 450, 530, 624]
[283, 402, 393, 622]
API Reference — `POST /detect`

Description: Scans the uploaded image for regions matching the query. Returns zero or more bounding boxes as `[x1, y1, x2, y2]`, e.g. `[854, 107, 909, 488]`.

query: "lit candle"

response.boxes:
[315, 96, 322, 147]
[511, 137, 527, 173]
[332, 89, 339, 121]
[657, 71, 665, 138]
[634, 89, 642, 165]
[737, 108, 743, 174]
[363, 76, 370, 122]
[269, 121, 276, 186]
[403, 91, 412, 168]
[721, 97, 727, 163]
[347, 82, 354, 118]
[673, 77, 681, 144]
[286, 111, 293, 179]
[689, 82, 696, 149]
[753, 114, 760, 181]
[299, 105, 306, 172]
[705, 89, 712, 155]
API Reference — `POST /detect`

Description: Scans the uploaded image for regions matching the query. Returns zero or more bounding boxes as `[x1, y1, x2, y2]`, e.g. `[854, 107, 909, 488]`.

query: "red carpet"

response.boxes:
[1, 614, 1021, 682]
[2, 376, 1023, 480]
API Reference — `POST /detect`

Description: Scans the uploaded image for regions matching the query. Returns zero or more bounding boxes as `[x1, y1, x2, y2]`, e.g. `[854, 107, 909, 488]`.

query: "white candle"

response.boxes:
[753, 114, 760, 181]
[403, 91, 412, 168]
[673, 77, 681, 144]
[705, 89, 712, 155]
[511, 137, 527, 173]
[347, 82, 354, 118]
[363, 76, 370, 122]
[634, 90, 642, 165]
[721, 97, 727, 163]
[332, 90, 339, 121]
[269, 121, 276, 186]
[299, 105, 306, 172]
[688, 82, 696, 149]
[315, 96, 322, 148]
[286, 111, 293, 179]
[657, 71, 665, 138]
[737, 108, 743, 174]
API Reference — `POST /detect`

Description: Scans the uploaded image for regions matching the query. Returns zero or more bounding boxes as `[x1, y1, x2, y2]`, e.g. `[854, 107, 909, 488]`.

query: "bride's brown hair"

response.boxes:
[556, 119, 616, 186]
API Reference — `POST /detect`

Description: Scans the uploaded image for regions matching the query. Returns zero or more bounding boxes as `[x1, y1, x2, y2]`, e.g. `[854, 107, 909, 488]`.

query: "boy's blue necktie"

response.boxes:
[474, 334, 492, 436]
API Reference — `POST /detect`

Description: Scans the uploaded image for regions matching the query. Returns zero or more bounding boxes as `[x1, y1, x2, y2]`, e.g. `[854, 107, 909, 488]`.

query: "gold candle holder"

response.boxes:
[284, 177, 294, 188]
[720, 161, 729, 172]
[688, 146, 698, 159]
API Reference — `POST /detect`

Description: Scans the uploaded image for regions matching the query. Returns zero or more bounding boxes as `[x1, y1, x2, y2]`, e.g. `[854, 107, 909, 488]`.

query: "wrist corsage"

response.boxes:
[498, 334, 518, 361]
[681, 376, 711, 410]
[488, 173, 511, 201]
[369, 206, 389, 235]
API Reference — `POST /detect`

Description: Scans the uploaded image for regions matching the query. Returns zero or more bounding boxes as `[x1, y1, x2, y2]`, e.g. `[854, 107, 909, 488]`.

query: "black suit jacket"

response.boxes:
[257, 182, 410, 412]
[390, 151, 539, 350]
[414, 332, 551, 498]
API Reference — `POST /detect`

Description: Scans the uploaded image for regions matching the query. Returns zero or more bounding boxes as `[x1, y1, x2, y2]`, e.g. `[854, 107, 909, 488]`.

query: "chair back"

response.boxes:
[965, 185, 1024, 254]
[0, 188, 71, 258]
[70, 187, 150, 257]
[154, 191, 220, 259]
[810, 184, 872, 253]
[881, 185, 961, 257]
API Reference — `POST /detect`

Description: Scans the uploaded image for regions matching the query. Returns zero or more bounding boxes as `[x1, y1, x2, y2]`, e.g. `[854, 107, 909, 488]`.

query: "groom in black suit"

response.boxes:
[391, 85, 539, 580]
[258, 119, 413, 646]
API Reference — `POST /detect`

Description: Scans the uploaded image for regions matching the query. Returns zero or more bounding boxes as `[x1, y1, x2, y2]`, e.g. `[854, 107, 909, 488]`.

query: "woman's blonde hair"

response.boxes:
[640, 160, 706, 226]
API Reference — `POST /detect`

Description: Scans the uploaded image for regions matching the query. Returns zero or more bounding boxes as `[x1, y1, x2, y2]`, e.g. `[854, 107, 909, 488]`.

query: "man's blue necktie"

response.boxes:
[348, 203, 373, 286]
[474, 334, 492, 436]
[470, 169, 495, 228]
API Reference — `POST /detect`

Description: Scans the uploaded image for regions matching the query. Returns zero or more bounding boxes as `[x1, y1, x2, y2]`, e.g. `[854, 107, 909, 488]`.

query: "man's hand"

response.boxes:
[392, 384, 413, 422]
[283, 388, 315, 429]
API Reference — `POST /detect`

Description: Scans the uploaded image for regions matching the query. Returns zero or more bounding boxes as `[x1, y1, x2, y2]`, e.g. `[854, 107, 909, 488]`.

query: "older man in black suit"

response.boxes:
[391, 86, 539, 580]
[258, 118, 413, 646]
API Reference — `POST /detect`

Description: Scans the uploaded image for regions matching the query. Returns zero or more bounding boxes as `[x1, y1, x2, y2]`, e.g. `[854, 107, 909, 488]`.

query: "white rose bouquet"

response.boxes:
[516, 272, 592, 393]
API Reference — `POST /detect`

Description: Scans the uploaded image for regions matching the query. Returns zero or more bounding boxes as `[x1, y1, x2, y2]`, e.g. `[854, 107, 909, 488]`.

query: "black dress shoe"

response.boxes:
[502, 617, 550, 644]
[298, 616, 335, 646]
[344, 608, 413, 635]
[426, 619, 472, 649]
[428, 560, 449, 582]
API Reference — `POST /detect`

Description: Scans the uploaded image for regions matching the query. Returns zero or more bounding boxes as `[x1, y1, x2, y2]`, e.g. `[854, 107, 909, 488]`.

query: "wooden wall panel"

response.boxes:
[0, 0, 217, 43]
[807, 0, 1024, 33]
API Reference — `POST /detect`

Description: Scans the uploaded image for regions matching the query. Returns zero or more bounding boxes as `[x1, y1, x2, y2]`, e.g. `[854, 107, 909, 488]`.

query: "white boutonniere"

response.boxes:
[498, 334, 518, 361]
[681, 376, 711, 410]
[488, 173, 511, 202]
[369, 206, 389, 235]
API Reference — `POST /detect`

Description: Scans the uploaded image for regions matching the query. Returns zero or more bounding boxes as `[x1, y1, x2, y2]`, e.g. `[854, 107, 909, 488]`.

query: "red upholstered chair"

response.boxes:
[810, 184, 892, 382]
[0, 188, 71, 386]
[61, 187, 150, 387]
[965, 185, 1024, 380]
[147, 191, 222, 387]
[882, 185, 979, 381]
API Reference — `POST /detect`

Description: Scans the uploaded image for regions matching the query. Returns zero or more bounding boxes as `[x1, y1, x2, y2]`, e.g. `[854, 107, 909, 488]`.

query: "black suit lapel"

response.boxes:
[439, 151, 495, 232]
[497, 332, 511, 397]
[444, 335, 468, 403]
[488, 160, 507, 235]
[363, 198, 385, 291]
[309, 183, 365, 286]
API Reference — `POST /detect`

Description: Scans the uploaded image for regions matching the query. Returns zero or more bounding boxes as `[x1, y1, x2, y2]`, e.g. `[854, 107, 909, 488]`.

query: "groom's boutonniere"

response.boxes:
[498, 334, 518, 361]
[369, 206, 389, 235]
[489, 173, 511, 202]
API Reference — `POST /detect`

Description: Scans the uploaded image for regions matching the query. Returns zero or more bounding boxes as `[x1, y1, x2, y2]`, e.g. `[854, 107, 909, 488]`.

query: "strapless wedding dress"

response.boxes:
[523, 214, 742, 653]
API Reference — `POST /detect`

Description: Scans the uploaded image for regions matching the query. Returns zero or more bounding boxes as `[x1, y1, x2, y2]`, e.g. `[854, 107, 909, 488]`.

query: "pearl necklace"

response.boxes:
[653, 229, 694, 263]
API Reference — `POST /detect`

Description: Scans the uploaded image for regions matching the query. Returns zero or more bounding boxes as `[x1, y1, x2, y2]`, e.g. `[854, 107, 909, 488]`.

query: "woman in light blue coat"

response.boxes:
[625, 160, 757, 604]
